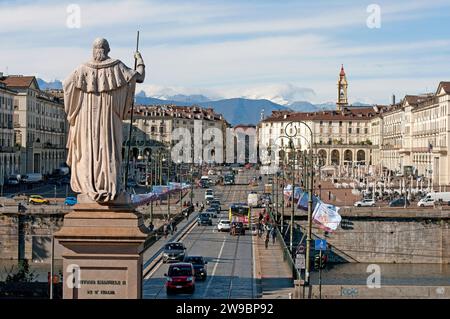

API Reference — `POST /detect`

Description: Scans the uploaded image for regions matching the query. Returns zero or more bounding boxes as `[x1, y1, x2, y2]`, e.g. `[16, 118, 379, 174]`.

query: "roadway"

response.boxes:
[142, 169, 260, 299]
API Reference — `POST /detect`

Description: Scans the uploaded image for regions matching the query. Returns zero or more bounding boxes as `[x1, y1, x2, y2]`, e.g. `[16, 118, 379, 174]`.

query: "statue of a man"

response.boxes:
[63, 38, 145, 203]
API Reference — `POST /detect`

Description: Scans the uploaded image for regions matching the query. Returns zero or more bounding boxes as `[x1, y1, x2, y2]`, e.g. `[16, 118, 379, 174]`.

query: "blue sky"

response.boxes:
[1, 0, 449, 104]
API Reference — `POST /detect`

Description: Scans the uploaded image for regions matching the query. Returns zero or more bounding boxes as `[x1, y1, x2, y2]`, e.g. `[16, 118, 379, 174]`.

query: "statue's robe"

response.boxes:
[63, 58, 137, 203]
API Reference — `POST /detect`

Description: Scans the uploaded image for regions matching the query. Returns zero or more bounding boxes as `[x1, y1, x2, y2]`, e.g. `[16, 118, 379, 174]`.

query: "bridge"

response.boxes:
[139, 170, 295, 299]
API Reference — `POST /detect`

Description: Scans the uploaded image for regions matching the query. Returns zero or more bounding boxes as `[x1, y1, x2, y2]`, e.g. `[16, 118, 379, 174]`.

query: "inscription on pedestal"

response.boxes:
[76, 268, 128, 299]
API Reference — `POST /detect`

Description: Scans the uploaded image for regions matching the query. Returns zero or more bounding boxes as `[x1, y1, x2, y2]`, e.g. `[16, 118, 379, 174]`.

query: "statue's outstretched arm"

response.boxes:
[134, 51, 145, 83]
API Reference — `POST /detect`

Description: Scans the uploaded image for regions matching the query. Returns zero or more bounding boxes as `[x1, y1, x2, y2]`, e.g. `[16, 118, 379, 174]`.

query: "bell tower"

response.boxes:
[337, 64, 348, 111]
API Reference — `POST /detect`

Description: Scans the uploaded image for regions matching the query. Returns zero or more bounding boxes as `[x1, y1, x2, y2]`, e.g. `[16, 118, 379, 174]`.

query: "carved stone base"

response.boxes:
[55, 202, 148, 299]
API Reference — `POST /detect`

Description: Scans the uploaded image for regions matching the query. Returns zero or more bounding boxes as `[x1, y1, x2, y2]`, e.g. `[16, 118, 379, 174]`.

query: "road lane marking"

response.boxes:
[203, 235, 227, 297]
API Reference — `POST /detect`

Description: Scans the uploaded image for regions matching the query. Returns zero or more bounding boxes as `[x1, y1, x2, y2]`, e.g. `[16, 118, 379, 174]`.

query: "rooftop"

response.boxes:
[132, 104, 229, 125]
[0, 75, 38, 89]
[262, 107, 377, 123]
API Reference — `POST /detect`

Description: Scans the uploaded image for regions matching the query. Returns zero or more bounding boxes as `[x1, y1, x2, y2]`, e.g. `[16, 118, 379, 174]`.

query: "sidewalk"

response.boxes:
[254, 233, 294, 299]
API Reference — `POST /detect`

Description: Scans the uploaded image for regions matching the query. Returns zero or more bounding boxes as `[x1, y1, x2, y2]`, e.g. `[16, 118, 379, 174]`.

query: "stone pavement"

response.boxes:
[254, 232, 294, 299]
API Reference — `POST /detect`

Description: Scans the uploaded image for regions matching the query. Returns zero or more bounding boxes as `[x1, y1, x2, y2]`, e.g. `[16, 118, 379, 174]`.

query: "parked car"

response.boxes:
[162, 242, 187, 263]
[389, 198, 410, 207]
[28, 195, 49, 205]
[197, 213, 213, 226]
[417, 197, 434, 207]
[165, 262, 195, 294]
[354, 198, 376, 207]
[6, 175, 21, 185]
[217, 219, 231, 232]
[21, 173, 43, 184]
[183, 256, 208, 280]
[64, 197, 77, 206]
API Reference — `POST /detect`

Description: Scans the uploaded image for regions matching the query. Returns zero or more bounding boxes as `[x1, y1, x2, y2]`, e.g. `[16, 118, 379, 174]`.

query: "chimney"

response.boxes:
[392, 94, 396, 105]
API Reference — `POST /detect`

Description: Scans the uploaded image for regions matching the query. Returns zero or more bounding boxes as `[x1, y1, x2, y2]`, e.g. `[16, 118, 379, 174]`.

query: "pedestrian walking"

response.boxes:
[270, 226, 276, 244]
[163, 223, 168, 238]
[265, 231, 270, 249]
[149, 221, 154, 232]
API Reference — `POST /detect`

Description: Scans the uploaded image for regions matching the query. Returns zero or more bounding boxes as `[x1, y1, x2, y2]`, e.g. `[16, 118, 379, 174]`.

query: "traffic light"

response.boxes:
[314, 254, 327, 269]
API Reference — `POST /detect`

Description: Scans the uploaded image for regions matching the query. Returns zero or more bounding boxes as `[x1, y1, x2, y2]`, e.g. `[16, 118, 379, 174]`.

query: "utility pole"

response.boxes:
[281, 162, 285, 233]
[167, 154, 171, 221]
[190, 164, 194, 205]
[275, 172, 279, 223]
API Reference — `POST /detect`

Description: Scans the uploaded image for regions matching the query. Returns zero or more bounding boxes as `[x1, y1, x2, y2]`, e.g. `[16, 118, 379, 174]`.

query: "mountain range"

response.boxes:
[38, 78, 371, 125]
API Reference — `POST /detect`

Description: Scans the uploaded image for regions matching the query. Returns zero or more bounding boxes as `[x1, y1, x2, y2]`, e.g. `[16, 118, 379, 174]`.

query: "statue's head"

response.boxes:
[92, 38, 110, 62]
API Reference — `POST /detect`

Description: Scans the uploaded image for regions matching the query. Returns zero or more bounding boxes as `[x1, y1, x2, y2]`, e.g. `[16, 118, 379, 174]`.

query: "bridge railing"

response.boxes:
[267, 208, 301, 281]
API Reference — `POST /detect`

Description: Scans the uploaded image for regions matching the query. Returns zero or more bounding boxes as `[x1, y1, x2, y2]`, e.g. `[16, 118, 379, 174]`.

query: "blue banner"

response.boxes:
[296, 192, 320, 211]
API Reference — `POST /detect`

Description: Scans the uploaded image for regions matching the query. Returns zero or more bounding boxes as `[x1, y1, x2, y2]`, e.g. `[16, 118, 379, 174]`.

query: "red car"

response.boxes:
[165, 262, 196, 294]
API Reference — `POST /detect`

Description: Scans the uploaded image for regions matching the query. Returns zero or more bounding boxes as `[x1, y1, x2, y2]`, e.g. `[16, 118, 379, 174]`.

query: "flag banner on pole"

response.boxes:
[296, 192, 320, 211]
[312, 200, 342, 232]
[284, 185, 303, 200]
[131, 182, 191, 206]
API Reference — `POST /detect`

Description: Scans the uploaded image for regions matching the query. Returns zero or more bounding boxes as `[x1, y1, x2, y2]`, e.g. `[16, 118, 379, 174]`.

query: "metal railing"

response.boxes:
[267, 207, 301, 280]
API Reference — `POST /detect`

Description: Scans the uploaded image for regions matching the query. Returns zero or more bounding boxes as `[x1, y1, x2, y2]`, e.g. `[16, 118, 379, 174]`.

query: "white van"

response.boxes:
[417, 192, 450, 207]
[247, 192, 260, 208]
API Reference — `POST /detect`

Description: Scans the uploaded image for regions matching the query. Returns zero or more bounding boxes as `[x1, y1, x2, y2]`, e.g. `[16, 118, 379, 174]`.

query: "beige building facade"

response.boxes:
[378, 82, 450, 187]
[0, 75, 67, 178]
[0, 80, 18, 185]
[123, 104, 229, 164]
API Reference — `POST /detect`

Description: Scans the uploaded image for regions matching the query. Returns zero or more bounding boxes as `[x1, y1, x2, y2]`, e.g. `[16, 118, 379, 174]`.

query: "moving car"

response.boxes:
[162, 242, 187, 263]
[205, 207, 218, 218]
[197, 213, 213, 226]
[261, 193, 272, 205]
[28, 195, 50, 205]
[64, 197, 77, 206]
[354, 198, 376, 207]
[165, 262, 195, 294]
[217, 219, 231, 232]
[224, 174, 235, 185]
[184, 256, 208, 280]
[209, 199, 221, 211]
[200, 176, 211, 188]
[389, 198, 410, 207]
[205, 189, 214, 203]
[230, 221, 245, 236]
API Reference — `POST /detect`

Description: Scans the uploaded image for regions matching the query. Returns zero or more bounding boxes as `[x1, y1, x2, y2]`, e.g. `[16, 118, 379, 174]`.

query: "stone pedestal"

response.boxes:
[55, 202, 148, 299]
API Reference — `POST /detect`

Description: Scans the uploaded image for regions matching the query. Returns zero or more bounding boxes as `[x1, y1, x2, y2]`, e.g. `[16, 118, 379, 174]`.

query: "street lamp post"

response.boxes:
[284, 121, 315, 286]
[290, 145, 295, 256]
